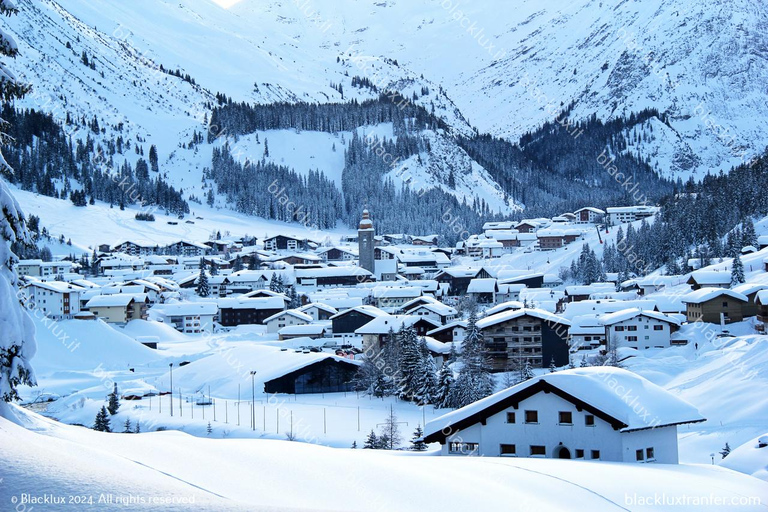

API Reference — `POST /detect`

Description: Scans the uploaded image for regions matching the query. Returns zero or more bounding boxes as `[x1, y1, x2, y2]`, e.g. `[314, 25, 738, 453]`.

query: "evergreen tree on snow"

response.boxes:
[207, 422, 212, 435]
[287, 286, 301, 309]
[549, 357, 557, 373]
[451, 312, 494, 407]
[0, 5, 35, 406]
[122, 418, 132, 433]
[414, 337, 438, 405]
[93, 406, 111, 432]
[396, 325, 422, 401]
[107, 383, 120, 415]
[269, 273, 280, 293]
[351, 441, 357, 449]
[363, 429, 378, 449]
[209, 260, 219, 276]
[580, 355, 590, 367]
[434, 362, 455, 408]
[731, 253, 745, 286]
[741, 220, 758, 248]
[411, 424, 427, 451]
[378, 407, 402, 450]
[720, 442, 731, 459]
[196, 260, 210, 297]
[134, 421, 141, 433]
[520, 360, 535, 381]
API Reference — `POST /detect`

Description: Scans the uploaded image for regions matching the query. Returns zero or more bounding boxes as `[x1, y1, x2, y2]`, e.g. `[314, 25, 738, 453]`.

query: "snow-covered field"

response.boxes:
[2, 405, 767, 512]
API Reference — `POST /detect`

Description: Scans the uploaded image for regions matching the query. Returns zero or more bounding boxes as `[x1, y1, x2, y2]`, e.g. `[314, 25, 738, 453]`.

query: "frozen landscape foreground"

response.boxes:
[1, 405, 767, 512]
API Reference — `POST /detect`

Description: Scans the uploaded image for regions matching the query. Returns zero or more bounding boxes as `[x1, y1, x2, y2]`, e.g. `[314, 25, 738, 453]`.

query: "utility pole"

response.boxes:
[169, 363, 173, 417]
[250, 370, 257, 431]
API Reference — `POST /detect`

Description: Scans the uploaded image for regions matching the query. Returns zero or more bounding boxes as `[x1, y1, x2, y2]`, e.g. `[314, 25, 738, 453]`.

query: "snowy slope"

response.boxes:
[2, 406, 767, 512]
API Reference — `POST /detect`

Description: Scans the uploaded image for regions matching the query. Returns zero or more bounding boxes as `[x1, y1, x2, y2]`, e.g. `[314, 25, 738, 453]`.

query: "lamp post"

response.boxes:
[169, 363, 173, 417]
[250, 370, 256, 431]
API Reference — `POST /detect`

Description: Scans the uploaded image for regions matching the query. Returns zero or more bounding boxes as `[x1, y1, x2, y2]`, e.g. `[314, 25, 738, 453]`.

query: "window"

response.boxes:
[530, 445, 546, 456]
[558, 411, 573, 424]
[615, 326, 625, 332]
[646, 447, 655, 460]
[591, 450, 601, 460]
[506, 412, 516, 424]
[449, 442, 478, 454]
[500, 444, 516, 456]
[653, 325, 664, 331]
[525, 410, 538, 423]
[636, 449, 644, 461]
[627, 336, 638, 342]
[644, 325, 649, 329]
[627, 325, 637, 331]
[575, 449, 584, 459]
[585, 415, 595, 426]
[722, 302, 728, 308]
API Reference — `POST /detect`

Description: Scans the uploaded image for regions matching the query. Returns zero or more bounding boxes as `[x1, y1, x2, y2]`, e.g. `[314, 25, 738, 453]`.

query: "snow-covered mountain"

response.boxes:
[4, 0, 767, 219]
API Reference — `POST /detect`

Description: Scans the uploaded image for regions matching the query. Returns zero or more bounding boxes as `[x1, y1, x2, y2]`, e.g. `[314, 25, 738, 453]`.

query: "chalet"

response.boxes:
[21, 280, 85, 320]
[374, 246, 399, 260]
[228, 271, 271, 293]
[434, 267, 490, 296]
[485, 301, 525, 316]
[209, 275, 231, 297]
[396, 250, 450, 273]
[85, 293, 149, 324]
[372, 286, 423, 309]
[467, 278, 498, 304]
[374, 259, 398, 282]
[605, 206, 659, 225]
[681, 288, 748, 324]
[686, 270, 731, 290]
[411, 235, 438, 246]
[496, 283, 526, 303]
[278, 323, 328, 340]
[297, 302, 338, 321]
[537, 229, 581, 250]
[112, 240, 161, 257]
[731, 283, 768, 317]
[476, 309, 571, 371]
[400, 295, 442, 313]
[422, 367, 705, 463]
[264, 310, 313, 334]
[567, 319, 606, 350]
[217, 296, 286, 326]
[17, 259, 74, 279]
[263, 235, 313, 251]
[356, 315, 441, 351]
[330, 305, 389, 339]
[316, 246, 357, 262]
[165, 240, 210, 257]
[270, 252, 323, 266]
[482, 221, 515, 233]
[758, 236, 768, 251]
[515, 219, 549, 233]
[295, 266, 374, 287]
[599, 308, 681, 350]
[562, 284, 616, 306]
[426, 320, 468, 343]
[478, 239, 504, 258]
[263, 355, 360, 394]
[574, 207, 605, 224]
[498, 273, 544, 289]
[149, 302, 218, 333]
[407, 302, 458, 325]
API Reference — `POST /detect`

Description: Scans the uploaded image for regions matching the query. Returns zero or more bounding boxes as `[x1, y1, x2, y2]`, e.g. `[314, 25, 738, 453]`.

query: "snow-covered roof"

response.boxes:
[565, 283, 616, 296]
[298, 302, 338, 315]
[484, 301, 524, 316]
[296, 266, 372, 278]
[757, 290, 768, 305]
[151, 302, 218, 316]
[681, 288, 748, 304]
[574, 207, 605, 214]
[467, 278, 497, 293]
[605, 206, 659, 214]
[410, 302, 457, 316]
[25, 281, 85, 294]
[355, 314, 440, 334]
[426, 320, 468, 335]
[329, 305, 388, 320]
[86, 293, 147, 308]
[218, 296, 286, 310]
[561, 299, 657, 319]
[424, 367, 705, 442]
[731, 283, 768, 297]
[278, 324, 326, 336]
[688, 270, 731, 286]
[436, 267, 480, 278]
[371, 286, 422, 299]
[477, 308, 571, 329]
[264, 309, 313, 324]
[598, 308, 681, 326]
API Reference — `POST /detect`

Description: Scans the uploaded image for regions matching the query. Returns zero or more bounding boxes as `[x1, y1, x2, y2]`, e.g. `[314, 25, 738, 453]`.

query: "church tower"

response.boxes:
[358, 209, 375, 274]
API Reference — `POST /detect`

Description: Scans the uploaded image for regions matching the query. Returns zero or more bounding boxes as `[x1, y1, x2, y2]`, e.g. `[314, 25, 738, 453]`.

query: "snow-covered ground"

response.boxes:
[2, 405, 767, 512]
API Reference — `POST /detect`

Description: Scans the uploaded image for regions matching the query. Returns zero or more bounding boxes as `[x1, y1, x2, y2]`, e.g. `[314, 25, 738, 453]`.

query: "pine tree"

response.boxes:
[107, 383, 120, 415]
[351, 440, 357, 449]
[451, 312, 494, 408]
[207, 421, 212, 435]
[0, 11, 35, 405]
[209, 260, 219, 276]
[122, 418, 132, 433]
[414, 338, 438, 405]
[434, 362, 455, 408]
[93, 406, 111, 432]
[520, 360, 535, 381]
[411, 424, 427, 451]
[196, 260, 210, 297]
[363, 429, 378, 449]
[149, 144, 159, 173]
[720, 442, 731, 459]
[134, 421, 141, 433]
[287, 286, 301, 309]
[378, 406, 402, 450]
[741, 219, 758, 248]
[397, 325, 422, 401]
[549, 357, 557, 373]
[731, 253, 745, 286]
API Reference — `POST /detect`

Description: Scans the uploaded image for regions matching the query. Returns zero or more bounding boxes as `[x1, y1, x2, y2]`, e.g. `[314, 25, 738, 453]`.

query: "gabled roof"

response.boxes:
[731, 283, 768, 297]
[477, 308, 571, 329]
[426, 320, 468, 336]
[435, 267, 481, 279]
[264, 309, 313, 324]
[687, 270, 731, 286]
[218, 296, 286, 310]
[298, 302, 338, 315]
[681, 288, 748, 304]
[25, 281, 85, 294]
[329, 305, 388, 320]
[484, 301, 524, 316]
[409, 302, 457, 316]
[86, 293, 147, 308]
[424, 367, 705, 443]
[278, 324, 326, 336]
[355, 314, 440, 334]
[598, 308, 681, 326]
[467, 278, 498, 293]
[151, 302, 218, 316]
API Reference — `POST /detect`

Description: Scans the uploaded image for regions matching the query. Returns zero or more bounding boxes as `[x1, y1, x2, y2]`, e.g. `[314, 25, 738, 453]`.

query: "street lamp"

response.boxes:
[169, 363, 173, 417]
[250, 370, 257, 431]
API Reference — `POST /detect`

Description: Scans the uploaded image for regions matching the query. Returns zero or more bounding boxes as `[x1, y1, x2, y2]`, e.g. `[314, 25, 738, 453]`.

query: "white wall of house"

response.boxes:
[606, 316, 673, 350]
[265, 313, 310, 333]
[25, 286, 81, 319]
[410, 305, 454, 325]
[440, 392, 676, 463]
